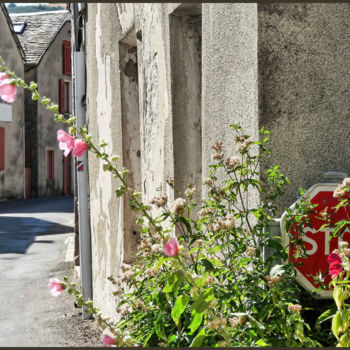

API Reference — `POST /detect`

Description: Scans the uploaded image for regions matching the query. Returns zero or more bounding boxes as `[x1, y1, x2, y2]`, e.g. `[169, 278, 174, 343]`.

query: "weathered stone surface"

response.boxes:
[85, 3, 124, 321]
[0, 4, 25, 199]
[258, 4, 350, 212]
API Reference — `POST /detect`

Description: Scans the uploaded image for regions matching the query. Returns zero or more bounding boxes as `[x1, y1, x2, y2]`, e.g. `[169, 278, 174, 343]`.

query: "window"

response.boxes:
[59, 80, 71, 114]
[0, 128, 4, 171]
[46, 150, 55, 179]
[12, 22, 26, 34]
[0, 103, 12, 122]
[62, 40, 72, 75]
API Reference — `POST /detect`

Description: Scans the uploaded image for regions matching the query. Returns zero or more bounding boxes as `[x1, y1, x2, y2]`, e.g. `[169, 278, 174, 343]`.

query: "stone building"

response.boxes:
[10, 10, 72, 198]
[74, 3, 350, 318]
[0, 4, 25, 199]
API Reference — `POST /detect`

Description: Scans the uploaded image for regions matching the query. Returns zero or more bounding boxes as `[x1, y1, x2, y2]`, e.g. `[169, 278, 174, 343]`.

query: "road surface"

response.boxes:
[0, 196, 102, 346]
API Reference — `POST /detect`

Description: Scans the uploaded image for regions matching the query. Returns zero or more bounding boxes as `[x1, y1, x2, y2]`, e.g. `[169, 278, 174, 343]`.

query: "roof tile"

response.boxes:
[10, 11, 70, 65]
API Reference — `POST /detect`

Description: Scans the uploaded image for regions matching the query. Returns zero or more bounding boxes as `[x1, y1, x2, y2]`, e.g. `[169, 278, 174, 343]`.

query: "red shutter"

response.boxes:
[0, 127, 4, 170]
[46, 151, 55, 179]
[62, 40, 72, 75]
[67, 42, 72, 75]
[59, 79, 65, 113]
[51, 151, 55, 179]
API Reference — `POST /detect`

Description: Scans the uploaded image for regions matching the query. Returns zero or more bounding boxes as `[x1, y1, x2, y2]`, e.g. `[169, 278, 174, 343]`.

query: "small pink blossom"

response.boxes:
[102, 334, 116, 347]
[0, 72, 17, 103]
[49, 277, 64, 297]
[163, 237, 179, 257]
[72, 138, 89, 157]
[57, 130, 75, 157]
[327, 253, 342, 279]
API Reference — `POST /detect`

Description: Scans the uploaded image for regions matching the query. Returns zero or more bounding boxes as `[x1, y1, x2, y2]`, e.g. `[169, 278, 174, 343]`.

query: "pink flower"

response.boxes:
[327, 253, 342, 279]
[49, 277, 64, 297]
[72, 138, 89, 157]
[0, 72, 17, 103]
[57, 129, 75, 157]
[163, 237, 179, 257]
[102, 334, 116, 347]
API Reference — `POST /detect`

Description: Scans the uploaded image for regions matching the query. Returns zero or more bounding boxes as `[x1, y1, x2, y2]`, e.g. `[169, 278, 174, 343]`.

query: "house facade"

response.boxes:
[0, 4, 25, 199]
[74, 3, 350, 318]
[10, 10, 72, 198]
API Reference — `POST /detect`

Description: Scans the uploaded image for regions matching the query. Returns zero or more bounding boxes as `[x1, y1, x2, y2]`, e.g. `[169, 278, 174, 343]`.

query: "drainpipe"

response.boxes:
[72, 3, 93, 320]
[23, 125, 26, 199]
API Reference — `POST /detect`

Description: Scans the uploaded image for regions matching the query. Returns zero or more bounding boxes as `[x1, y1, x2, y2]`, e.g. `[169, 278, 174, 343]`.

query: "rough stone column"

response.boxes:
[258, 4, 350, 213]
[202, 3, 259, 205]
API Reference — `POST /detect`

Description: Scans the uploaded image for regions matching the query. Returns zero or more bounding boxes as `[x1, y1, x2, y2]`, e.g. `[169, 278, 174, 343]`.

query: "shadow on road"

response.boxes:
[0, 216, 73, 254]
[0, 196, 74, 214]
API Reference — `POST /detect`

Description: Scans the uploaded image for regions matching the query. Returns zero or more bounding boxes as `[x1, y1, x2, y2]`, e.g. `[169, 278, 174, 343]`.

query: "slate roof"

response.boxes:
[10, 10, 70, 66]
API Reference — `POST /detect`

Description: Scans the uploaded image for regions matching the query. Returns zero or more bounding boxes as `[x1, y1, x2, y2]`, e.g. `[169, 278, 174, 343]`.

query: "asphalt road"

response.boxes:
[0, 196, 102, 346]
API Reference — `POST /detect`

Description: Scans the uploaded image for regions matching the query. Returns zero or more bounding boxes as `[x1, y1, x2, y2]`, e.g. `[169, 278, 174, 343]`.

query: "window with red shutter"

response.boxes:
[46, 150, 55, 179]
[62, 40, 72, 75]
[0, 127, 4, 171]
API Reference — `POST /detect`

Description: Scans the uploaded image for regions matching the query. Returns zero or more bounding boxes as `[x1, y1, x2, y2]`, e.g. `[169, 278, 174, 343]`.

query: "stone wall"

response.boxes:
[85, 3, 124, 319]
[0, 7, 25, 199]
[258, 3, 350, 212]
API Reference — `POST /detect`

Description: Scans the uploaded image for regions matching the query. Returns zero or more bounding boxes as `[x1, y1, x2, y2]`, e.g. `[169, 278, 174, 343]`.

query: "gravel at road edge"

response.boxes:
[46, 261, 103, 347]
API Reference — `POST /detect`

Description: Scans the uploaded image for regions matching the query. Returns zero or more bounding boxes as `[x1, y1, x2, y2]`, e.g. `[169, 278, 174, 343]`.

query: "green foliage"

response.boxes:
[104, 126, 318, 347]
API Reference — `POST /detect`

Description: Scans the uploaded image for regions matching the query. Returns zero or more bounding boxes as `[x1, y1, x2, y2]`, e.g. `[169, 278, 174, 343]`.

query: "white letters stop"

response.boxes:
[303, 229, 350, 255]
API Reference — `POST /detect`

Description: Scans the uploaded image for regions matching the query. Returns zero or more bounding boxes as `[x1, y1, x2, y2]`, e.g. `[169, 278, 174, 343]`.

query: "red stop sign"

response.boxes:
[281, 183, 350, 298]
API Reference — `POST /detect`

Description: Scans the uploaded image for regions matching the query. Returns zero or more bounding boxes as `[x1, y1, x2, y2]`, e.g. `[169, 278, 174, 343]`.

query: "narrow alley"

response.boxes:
[0, 196, 102, 346]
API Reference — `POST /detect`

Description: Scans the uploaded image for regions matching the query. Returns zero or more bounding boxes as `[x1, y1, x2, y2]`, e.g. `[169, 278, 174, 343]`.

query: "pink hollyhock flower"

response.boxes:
[102, 334, 116, 347]
[327, 253, 342, 279]
[163, 237, 179, 257]
[0, 72, 17, 103]
[49, 277, 64, 297]
[72, 138, 89, 157]
[57, 129, 75, 157]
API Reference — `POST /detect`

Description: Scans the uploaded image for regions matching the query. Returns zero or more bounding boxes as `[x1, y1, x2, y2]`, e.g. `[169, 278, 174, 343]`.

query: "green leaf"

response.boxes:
[199, 259, 215, 272]
[171, 295, 190, 327]
[339, 332, 350, 347]
[155, 256, 166, 270]
[190, 328, 206, 347]
[116, 185, 127, 197]
[168, 334, 176, 343]
[247, 314, 265, 330]
[163, 270, 185, 293]
[255, 339, 271, 347]
[295, 322, 305, 343]
[154, 316, 168, 341]
[143, 331, 154, 346]
[192, 288, 214, 313]
[343, 309, 350, 333]
[188, 312, 203, 334]
[334, 286, 345, 310]
[315, 307, 336, 326]
[332, 311, 342, 339]
[178, 216, 192, 234]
